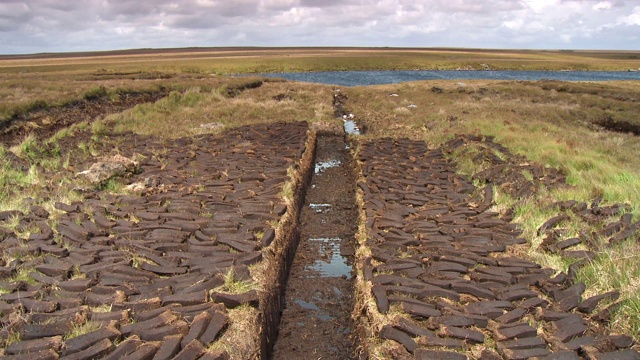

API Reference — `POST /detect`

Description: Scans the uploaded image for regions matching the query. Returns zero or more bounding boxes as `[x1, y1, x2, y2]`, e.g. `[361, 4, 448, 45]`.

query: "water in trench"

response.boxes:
[343, 119, 361, 135]
[271, 135, 358, 359]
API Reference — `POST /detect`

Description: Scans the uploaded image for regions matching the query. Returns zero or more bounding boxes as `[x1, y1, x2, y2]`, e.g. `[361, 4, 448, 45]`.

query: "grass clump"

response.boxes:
[83, 85, 107, 100]
[213, 268, 257, 295]
[0, 163, 40, 211]
[65, 321, 102, 340]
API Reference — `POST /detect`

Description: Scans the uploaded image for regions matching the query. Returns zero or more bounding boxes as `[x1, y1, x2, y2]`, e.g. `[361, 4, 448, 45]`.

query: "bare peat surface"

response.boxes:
[271, 135, 359, 359]
[356, 138, 640, 359]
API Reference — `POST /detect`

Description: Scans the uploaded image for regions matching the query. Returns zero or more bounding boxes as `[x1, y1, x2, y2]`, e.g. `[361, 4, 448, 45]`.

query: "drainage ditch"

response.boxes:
[271, 133, 359, 359]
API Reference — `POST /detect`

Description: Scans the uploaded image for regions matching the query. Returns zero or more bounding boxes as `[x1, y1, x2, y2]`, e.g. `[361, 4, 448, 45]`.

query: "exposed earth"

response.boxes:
[0, 90, 168, 146]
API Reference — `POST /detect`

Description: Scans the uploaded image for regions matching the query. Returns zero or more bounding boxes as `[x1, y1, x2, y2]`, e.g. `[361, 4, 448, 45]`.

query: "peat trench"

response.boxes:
[271, 134, 359, 359]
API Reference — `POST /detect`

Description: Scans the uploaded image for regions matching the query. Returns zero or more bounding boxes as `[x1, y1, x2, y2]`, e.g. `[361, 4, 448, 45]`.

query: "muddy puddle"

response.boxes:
[271, 135, 358, 359]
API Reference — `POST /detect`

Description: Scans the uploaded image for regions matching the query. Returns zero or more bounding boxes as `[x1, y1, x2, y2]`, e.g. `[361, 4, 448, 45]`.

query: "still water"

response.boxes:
[259, 70, 640, 86]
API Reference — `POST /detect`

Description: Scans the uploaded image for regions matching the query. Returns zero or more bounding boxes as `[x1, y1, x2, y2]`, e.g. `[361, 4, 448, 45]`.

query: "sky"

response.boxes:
[1, 0, 639, 54]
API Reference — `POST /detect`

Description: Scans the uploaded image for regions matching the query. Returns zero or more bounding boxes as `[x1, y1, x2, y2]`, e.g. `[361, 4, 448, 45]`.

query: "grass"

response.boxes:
[65, 321, 102, 340]
[214, 304, 258, 359]
[213, 268, 258, 295]
[108, 80, 334, 138]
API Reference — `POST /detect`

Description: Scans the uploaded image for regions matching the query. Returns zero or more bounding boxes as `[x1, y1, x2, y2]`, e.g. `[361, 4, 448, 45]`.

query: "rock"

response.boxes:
[77, 154, 139, 185]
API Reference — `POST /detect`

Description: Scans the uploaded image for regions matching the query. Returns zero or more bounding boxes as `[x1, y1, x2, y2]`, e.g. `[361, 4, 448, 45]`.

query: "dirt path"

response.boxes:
[271, 135, 359, 359]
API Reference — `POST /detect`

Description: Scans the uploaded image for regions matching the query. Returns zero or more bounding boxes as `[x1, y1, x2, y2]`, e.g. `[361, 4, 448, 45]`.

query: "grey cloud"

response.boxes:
[1, 0, 639, 54]
[299, 0, 343, 8]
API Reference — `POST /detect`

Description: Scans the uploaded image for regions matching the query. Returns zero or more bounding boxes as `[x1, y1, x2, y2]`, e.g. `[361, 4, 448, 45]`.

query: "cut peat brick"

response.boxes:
[564, 336, 595, 351]
[379, 324, 418, 353]
[120, 310, 177, 337]
[414, 348, 468, 360]
[139, 262, 187, 276]
[438, 325, 485, 344]
[540, 351, 582, 360]
[400, 301, 441, 319]
[5, 336, 64, 355]
[62, 326, 121, 356]
[17, 298, 58, 313]
[427, 315, 474, 329]
[418, 336, 465, 348]
[137, 320, 189, 342]
[0, 348, 60, 360]
[393, 316, 435, 337]
[497, 337, 547, 352]
[578, 291, 620, 314]
[595, 349, 640, 360]
[552, 314, 587, 343]
[60, 337, 114, 360]
[495, 308, 527, 324]
[260, 228, 275, 247]
[494, 323, 538, 341]
[501, 347, 551, 360]
[372, 285, 389, 313]
[119, 341, 160, 360]
[180, 311, 212, 348]
[22, 320, 74, 340]
[199, 311, 229, 344]
[151, 334, 183, 360]
[101, 336, 142, 360]
[172, 339, 206, 360]
[161, 290, 207, 307]
[452, 282, 495, 299]
[210, 290, 259, 309]
[198, 349, 231, 360]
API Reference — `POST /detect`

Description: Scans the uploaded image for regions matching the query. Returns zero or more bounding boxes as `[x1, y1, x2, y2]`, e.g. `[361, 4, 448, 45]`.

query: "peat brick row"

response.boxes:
[0, 121, 309, 358]
[357, 137, 639, 360]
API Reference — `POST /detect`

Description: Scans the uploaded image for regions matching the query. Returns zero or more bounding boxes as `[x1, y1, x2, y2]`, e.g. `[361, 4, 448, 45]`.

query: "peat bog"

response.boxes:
[0, 48, 639, 359]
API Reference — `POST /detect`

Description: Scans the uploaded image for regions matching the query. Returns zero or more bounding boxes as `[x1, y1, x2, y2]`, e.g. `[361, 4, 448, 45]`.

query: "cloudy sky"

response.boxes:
[1, 0, 639, 54]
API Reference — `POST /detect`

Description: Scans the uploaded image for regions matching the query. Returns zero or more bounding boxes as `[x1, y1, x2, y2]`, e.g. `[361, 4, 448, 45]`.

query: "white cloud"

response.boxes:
[523, 0, 559, 13]
[502, 19, 524, 30]
[618, 6, 640, 25]
[0, 0, 639, 54]
[594, 1, 612, 10]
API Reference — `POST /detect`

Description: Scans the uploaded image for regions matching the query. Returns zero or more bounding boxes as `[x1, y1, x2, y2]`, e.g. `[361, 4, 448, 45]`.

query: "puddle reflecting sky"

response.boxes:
[306, 237, 352, 279]
[293, 299, 334, 321]
[343, 120, 360, 135]
[309, 203, 332, 213]
[314, 159, 341, 174]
